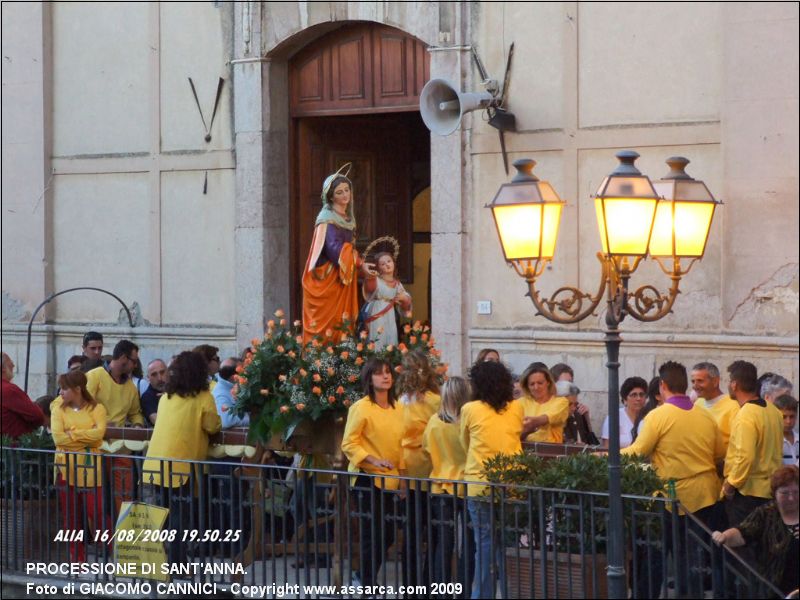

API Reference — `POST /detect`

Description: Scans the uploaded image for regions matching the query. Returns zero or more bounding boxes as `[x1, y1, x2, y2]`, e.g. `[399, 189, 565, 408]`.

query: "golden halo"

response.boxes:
[364, 236, 400, 262]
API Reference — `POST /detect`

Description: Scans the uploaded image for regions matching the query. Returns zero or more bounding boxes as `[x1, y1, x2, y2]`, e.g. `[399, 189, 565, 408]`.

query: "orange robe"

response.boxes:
[302, 223, 360, 344]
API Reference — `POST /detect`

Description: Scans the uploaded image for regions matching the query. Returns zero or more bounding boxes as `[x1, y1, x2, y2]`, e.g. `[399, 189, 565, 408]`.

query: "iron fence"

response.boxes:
[1, 445, 782, 599]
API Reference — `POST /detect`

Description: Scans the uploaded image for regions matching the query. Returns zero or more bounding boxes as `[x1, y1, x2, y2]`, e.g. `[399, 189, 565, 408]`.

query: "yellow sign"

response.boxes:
[113, 501, 169, 582]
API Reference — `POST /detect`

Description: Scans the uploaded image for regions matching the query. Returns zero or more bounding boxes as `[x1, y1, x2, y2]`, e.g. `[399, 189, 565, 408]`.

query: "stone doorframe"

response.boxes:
[232, 2, 474, 374]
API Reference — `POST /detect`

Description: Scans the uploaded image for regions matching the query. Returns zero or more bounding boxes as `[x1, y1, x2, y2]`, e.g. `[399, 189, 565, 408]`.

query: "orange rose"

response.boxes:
[315, 359, 322, 367]
[288, 351, 296, 359]
[325, 328, 334, 338]
[277, 345, 285, 353]
[421, 334, 429, 341]
[326, 347, 334, 355]
[398, 343, 407, 351]
[413, 320, 422, 330]
[280, 405, 290, 414]
[267, 320, 276, 329]
[367, 342, 375, 351]
[296, 335, 303, 344]
[244, 357, 253, 366]
[336, 386, 345, 394]
[395, 366, 403, 373]
[259, 389, 269, 396]
[274, 309, 285, 318]
[295, 403, 306, 411]
[299, 368, 308, 377]
[342, 311, 350, 321]
[312, 386, 322, 395]
[355, 357, 364, 366]
[410, 336, 417, 344]
[328, 395, 336, 404]
[377, 326, 384, 335]
[280, 319, 287, 326]
[348, 375, 358, 383]
[343, 399, 351, 407]
[327, 367, 335, 376]
[312, 339, 320, 348]
[403, 324, 411, 334]
[423, 325, 431, 332]
[341, 335, 349, 342]
[236, 365, 244, 374]
[340, 351, 350, 360]
[356, 344, 364, 352]
[294, 320, 302, 328]
[313, 373, 322, 382]
[251, 338, 260, 347]
[386, 344, 394, 352]
[360, 331, 368, 340]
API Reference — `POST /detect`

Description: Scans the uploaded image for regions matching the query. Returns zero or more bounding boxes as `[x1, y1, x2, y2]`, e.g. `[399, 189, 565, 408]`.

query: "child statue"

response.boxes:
[361, 242, 412, 350]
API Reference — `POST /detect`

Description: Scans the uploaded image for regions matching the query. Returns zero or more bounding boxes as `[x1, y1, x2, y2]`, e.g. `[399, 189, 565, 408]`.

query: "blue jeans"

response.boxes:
[467, 498, 503, 599]
[431, 494, 474, 598]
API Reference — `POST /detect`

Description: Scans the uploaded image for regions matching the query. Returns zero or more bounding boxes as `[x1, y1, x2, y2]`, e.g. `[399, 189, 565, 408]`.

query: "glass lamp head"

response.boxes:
[488, 159, 565, 263]
[649, 157, 720, 258]
[593, 150, 660, 257]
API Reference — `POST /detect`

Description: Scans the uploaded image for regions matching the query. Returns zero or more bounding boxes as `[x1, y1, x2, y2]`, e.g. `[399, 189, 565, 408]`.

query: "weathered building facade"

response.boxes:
[2, 2, 798, 423]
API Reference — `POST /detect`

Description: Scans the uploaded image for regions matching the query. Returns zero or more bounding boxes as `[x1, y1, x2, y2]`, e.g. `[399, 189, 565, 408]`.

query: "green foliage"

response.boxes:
[232, 310, 445, 443]
[1, 429, 57, 500]
[482, 451, 666, 551]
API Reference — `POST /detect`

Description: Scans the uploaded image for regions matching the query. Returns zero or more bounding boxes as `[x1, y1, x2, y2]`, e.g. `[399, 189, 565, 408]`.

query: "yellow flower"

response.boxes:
[295, 403, 306, 411]
[259, 389, 269, 396]
[325, 328, 334, 338]
[276, 345, 285, 353]
[410, 336, 417, 344]
[299, 368, 308, 377]
[294, 320, 302, 328]
[267, 320, 276, 329]
[280, 405, 290, 414]
[312, 386, 322, 395]
[327, 367, 335, 376]
[275, 309, 285, 318]
[377, 326, 384, 335]
[296, 336, 303, 344]
[386, 345, 394, 352]
[367, 342, 375, 351]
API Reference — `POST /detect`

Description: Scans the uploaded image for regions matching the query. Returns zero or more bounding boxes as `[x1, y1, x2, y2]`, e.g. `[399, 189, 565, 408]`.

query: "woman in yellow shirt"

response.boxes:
[460, 361, 523, 599]
[398, 350, 441, 588]
[423, 376, 475, 597]
[51, 370, 110, 563]
[341, 358, 405, 589]
[142, 351, 222, 564]
[518, 362, 569, 443]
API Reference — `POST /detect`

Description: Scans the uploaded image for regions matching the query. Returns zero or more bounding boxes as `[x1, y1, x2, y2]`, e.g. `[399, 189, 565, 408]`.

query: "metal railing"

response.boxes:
[1, 445, 782, 599]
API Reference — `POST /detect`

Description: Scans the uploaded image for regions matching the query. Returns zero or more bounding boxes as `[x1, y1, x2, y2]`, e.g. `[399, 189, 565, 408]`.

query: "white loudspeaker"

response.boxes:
[419, 78, 493, 136]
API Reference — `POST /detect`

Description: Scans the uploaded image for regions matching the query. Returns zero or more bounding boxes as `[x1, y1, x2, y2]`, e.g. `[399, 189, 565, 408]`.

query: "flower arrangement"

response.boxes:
[232, 310, 446, 442]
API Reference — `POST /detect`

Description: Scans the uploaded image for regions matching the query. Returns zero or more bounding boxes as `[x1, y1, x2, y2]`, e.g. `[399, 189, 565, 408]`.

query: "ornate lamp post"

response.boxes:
[488, 151, 720, 599]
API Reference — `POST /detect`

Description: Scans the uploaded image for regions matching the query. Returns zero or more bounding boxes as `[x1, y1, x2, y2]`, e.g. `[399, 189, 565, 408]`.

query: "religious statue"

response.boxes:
[302, 164, 375, 343]
[361, 237, 412, 350]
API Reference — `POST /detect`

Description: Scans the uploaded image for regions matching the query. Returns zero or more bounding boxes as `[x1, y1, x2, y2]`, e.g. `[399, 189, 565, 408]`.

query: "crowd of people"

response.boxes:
[2, 333, 799, 597]
[340, 347, 799, 598]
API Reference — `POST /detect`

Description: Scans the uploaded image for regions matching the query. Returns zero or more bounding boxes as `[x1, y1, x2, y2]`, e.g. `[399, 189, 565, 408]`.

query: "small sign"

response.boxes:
[477, 301, 492, 315]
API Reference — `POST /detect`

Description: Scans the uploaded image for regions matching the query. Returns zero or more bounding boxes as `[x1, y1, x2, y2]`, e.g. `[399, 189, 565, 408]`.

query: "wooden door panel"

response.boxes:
[289, 23, 430, 116]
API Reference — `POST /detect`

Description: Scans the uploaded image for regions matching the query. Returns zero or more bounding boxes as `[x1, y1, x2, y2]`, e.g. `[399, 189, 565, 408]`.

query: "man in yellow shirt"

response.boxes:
[623, 360, 724, 598]
[86, 339, 143, 517]
[692, 361, 739, 451]
[722, 360, 784, 527]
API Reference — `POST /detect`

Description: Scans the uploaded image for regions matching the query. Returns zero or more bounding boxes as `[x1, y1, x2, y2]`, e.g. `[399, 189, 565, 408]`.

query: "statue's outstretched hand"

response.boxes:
[361, 262, 378, 277]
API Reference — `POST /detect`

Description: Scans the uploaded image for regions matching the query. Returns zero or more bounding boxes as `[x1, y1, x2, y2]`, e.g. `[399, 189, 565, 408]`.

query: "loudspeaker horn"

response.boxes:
[419, 78, 493, 136]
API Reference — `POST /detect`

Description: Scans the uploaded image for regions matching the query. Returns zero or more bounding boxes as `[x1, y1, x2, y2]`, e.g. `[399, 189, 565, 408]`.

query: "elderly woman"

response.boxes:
[602, 376, 648, 449]
[712, 465, 799, 595]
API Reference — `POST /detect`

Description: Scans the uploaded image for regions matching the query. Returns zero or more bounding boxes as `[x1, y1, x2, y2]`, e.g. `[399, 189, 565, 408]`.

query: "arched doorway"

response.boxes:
[288, 22, 431, 322]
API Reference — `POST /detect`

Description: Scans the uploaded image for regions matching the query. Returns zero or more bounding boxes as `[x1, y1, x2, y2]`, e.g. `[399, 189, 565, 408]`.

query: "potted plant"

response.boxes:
[483, 451, 665, 599]
[1, 430, 63, 567]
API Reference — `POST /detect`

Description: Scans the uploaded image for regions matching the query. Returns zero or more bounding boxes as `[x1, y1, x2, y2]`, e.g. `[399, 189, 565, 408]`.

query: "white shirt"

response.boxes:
[601, 406, 636, 449]
[783, 434, 799, 466]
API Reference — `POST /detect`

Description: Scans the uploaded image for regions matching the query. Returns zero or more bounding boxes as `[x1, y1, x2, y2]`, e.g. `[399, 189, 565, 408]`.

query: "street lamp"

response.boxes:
[488, 151, 720, 599]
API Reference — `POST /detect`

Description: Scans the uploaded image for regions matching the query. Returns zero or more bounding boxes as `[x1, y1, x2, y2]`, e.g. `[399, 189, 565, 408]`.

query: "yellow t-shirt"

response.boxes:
[622, 403, 723, 513]
[695, 394, 739, 450]
[460, 399, 524, 496]
[520, 394, 570, 443]
[423, 414, 467, 495]
[724, 399, 784, 498]
[51, 401, 107, 488]
[142, 391, 221, 488]
[85, 366, 144, 427]
[401, 391, 442, 480]
[341, 396, 406, 490]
